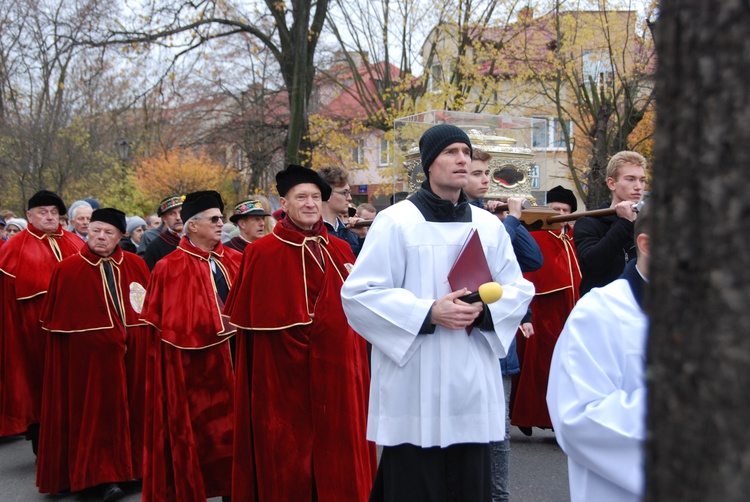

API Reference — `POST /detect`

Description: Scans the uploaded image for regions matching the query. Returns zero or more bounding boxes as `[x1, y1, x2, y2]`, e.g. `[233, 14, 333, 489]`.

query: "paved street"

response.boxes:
[1, 427, 568, 501]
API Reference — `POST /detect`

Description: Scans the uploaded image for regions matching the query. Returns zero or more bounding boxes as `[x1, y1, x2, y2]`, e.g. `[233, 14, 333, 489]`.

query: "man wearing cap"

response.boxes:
[37, 208, 151, 502]
[511, 185, 582, 436]
[140, 195, 184, 269]
[140, 190, 240, 502]
[225, 164, 376, 501]
[224, 199, 270, 252]
[0, 190, 82, 454]
[341, 124, 534, 500]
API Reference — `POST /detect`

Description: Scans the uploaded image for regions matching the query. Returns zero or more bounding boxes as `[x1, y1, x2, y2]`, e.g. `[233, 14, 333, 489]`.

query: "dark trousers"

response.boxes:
[369, 442, 491, 502]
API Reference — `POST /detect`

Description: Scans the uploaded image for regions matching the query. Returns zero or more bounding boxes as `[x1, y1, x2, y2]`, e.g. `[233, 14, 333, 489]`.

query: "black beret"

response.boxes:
[546, 185, 578, 213]
[157, 194, 184, 216]
[276, 164, 332, 201]
[181, 190, 224, 223]
[90, 208, 127, 234]
[28, 190, 67, 215]
[419, 124, 473, 176]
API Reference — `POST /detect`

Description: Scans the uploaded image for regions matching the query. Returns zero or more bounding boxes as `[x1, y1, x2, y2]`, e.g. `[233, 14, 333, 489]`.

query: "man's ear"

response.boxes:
[606, 176, 616, 191]
[636, 232, 650, 259]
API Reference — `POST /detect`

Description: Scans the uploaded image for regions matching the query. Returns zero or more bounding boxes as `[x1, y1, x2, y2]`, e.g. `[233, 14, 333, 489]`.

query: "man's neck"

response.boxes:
[239, 233, 254, 243]
[428, 181, 461, 204]
[610, 194, 625, 207]
[186, 236, 217, 253]
[321, 205, 340, 227]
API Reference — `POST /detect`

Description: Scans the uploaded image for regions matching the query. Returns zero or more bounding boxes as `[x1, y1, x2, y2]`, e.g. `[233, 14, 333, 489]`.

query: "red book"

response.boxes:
[448, 229, 492, 334]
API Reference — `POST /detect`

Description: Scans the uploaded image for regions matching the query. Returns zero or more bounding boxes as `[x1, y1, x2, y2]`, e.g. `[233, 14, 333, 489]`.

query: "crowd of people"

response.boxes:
[0, 124, 650, 502]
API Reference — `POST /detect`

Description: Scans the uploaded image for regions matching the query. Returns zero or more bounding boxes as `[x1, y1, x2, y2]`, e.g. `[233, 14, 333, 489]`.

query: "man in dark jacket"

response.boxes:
[141, 195, 184, 270]
[574, 151, 646, 296]
[319, 165, 362, 256]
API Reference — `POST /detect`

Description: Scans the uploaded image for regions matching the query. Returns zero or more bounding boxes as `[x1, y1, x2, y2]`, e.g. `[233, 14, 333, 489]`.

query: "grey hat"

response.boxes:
[126, 216, 147, 235]
[6, 218, 28, 231]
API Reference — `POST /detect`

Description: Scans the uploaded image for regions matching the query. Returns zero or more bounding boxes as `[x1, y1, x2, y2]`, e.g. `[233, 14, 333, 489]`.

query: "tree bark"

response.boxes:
[646, 1, 750, 500]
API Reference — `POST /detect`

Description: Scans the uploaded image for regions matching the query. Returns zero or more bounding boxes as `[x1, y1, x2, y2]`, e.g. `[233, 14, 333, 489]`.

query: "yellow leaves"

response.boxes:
[134, 148, 232, 205]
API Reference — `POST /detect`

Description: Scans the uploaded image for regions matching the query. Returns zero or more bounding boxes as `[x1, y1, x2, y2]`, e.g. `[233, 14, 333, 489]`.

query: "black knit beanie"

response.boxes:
[419, 124, 473, 176]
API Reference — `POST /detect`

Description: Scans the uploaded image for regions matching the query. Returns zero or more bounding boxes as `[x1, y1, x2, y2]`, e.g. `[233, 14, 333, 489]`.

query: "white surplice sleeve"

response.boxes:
[340, 207, 435, 367]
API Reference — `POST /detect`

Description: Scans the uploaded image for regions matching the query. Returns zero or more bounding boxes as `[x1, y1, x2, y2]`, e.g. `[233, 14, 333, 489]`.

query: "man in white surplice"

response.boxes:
[546, 203, 651, 502]
[341, 124, 534, 501]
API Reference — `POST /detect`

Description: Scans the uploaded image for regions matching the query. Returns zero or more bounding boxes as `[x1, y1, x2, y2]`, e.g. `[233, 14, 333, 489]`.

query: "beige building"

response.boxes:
[316, 7, 652, 211]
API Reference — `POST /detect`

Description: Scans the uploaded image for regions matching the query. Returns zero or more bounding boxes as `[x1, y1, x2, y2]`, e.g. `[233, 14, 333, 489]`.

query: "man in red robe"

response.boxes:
[37, 208, 151, 502]
[0, 190, 82, 453]
[512, 185, 582, 434]
[141, 190, 240, 502]
[225, 164, 376, 502]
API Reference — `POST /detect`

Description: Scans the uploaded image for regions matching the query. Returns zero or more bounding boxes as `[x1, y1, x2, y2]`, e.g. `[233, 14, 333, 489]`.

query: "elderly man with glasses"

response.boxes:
[225, 165, 376, 501]
[140, 190, 241, 502]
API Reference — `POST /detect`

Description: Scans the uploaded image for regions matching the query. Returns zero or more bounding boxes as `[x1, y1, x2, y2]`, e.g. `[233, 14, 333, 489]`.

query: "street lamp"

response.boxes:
[116, 138, 131, 162]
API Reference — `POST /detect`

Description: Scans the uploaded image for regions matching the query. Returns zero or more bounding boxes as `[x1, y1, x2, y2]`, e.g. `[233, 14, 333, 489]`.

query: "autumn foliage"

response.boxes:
[134, 148, 232, 207]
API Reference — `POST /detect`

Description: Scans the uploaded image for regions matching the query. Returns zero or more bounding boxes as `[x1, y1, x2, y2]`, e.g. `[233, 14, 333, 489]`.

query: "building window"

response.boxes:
[379, 139, 391, 167]
[429, 63, 443, 93]
[350, 139, 363, 163]
[582, 50, 615, 92]
[533, 117, 572, 150]
[532, 118, 548, 148]
[549, 118, 572, 149]
[530, 164, 540, 189]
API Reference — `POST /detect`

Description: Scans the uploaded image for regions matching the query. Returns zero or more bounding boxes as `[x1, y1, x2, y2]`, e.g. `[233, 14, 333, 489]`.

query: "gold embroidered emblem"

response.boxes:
[129, 282, 146, 313]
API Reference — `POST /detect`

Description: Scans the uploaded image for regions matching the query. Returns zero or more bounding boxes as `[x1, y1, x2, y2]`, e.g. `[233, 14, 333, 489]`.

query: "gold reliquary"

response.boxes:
[403, 127, 535, 200]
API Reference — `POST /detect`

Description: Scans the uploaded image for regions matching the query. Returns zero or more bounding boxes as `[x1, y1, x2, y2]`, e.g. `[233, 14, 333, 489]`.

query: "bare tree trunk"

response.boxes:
[646, 1, 750, 500]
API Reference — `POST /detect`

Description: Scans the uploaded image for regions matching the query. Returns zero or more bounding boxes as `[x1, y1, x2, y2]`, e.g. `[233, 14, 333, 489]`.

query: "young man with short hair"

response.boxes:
[574, 151, 647, 295]
[319, 165, 361, 255]
[342, 125, 534, 500]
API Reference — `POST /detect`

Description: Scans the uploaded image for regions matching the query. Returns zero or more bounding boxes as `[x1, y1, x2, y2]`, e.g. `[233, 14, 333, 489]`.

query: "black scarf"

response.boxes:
[409, 180, 471, 223]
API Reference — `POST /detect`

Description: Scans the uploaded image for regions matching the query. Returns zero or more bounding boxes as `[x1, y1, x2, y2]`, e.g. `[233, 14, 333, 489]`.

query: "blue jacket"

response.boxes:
[324, 217, 362, 256]
[470, 199, 541, 375]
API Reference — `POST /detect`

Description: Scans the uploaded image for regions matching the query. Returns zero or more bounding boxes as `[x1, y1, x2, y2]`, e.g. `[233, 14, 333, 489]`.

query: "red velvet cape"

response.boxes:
[512, 230, 581, 428]
[224, 222, 376, 502]
[36, 245, 151, 493]
[0, 224, 82, 435]
[140, 237, 240, 501]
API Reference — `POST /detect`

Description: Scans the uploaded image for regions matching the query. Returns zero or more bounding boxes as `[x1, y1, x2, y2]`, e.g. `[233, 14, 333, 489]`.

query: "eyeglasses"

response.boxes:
[333, 189, 352, 197]
[204, 215, 225, 224]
